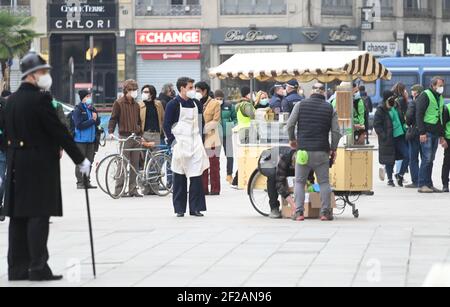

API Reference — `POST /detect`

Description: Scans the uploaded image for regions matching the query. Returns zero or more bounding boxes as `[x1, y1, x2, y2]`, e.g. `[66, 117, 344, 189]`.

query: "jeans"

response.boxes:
[386, 136, 410, 181]
[295, 151, 332, 215]
[418, 133, 439, 188]
[408, 137, 422, 186]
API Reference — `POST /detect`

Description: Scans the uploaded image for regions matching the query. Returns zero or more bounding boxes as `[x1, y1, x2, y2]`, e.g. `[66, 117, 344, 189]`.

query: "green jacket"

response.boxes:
[220, 101, 237, 135]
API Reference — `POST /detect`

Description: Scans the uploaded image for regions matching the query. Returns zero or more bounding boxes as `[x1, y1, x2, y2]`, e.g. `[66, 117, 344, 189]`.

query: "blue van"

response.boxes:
[368, 57, 450, 108]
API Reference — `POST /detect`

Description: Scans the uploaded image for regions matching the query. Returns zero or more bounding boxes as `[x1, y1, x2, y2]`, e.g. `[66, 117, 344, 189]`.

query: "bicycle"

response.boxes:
[100, 134, 172, 199]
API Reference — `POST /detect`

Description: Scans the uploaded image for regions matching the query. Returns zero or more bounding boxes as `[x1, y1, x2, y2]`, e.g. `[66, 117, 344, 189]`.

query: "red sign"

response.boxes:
[140, 52, 201, 61]
[136, 30, 201, 46]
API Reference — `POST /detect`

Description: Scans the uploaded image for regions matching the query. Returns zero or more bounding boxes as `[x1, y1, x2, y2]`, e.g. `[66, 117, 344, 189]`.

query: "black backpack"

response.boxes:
[67, 110, 75, 136]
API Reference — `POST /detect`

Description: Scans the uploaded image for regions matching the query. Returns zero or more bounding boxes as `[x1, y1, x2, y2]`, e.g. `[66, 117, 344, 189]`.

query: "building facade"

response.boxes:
[2, 0, 450, 100]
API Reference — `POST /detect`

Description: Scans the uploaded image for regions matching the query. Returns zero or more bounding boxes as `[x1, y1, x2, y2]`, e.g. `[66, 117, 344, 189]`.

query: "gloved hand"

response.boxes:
[78, 158, 91, 177]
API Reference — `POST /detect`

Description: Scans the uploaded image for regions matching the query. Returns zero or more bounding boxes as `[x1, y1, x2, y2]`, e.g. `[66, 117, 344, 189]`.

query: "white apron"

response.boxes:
[171, 101, 210, 177]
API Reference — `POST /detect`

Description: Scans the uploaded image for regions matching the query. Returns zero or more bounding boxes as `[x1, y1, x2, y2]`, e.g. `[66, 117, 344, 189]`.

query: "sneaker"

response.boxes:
[291, 211, 305, 222]
[226, 175, 233, 184]
[320, 211, 334, 221]
[405, 183, 418, 189]
[430, 186, 443, 193]
[418, 186, 434, 193]
[379, 167, 386, 182]
[387, 180, 395, 187]
[269, 209, 282, 219]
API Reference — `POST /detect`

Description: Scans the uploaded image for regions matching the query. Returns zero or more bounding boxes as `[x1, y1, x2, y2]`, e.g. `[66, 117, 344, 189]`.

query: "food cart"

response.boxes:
[209, 51, 392, 218]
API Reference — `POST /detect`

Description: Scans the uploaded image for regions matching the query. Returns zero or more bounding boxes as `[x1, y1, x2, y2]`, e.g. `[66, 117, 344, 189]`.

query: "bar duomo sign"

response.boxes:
[48, 1, 118, 31]
[211, 26, 361, 45]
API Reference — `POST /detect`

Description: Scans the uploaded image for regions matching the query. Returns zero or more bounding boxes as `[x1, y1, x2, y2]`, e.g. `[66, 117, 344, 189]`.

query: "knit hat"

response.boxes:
[241, 86, 251, 98]
[78, 90, 90, 102]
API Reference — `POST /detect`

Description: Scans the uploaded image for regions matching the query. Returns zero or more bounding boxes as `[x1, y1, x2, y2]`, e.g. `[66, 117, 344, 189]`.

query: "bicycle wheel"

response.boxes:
[145, 154, 172, 197]
[247, 169, 271, 217]
[105, 156, 128, 199]
[155, 153, 173, 195]
[96, 154, 118, 194]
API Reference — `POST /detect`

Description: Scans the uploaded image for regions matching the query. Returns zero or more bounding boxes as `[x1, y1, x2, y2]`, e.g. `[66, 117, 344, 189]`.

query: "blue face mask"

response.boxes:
[85, 98, 93, 105]
[260, 98, 270, 106]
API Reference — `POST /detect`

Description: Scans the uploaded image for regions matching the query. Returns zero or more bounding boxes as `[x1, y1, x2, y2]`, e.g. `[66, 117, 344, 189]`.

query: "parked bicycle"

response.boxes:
[96, 134, 172, 199]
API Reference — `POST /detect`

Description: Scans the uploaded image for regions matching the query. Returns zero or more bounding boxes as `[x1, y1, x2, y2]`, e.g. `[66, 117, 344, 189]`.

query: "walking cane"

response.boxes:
[83, 175, 97, 278]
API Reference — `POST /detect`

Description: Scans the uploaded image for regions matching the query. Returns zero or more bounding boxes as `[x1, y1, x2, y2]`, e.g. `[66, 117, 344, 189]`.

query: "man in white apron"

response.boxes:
[163, 77, 210, 217]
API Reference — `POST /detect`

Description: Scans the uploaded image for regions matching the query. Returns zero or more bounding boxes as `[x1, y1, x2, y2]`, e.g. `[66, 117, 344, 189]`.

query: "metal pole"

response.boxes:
[83, 175, 97, 278]
[89, 35, 95, 104]
[69, 57, 74, 105]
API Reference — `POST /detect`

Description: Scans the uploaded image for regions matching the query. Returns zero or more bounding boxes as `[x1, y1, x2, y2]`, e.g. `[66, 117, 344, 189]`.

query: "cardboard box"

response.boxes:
[309, 192, 337, 209]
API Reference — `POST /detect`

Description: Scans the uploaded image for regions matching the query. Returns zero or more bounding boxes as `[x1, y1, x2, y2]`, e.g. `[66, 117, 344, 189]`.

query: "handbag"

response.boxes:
[143, 131, 161, 146]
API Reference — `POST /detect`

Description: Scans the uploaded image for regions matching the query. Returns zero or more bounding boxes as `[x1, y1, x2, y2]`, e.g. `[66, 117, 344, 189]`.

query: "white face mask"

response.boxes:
[141, 93, 150, 101]
[186, 90, 197, 100]
[35, 74, 52, 91]
[130, 90, 138, 99]
[195, 92, 203, 101]
[436, 87, 445, 95]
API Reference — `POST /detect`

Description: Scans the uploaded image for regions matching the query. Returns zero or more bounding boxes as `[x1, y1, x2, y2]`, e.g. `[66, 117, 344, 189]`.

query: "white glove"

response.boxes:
[78, 158, 91, 177]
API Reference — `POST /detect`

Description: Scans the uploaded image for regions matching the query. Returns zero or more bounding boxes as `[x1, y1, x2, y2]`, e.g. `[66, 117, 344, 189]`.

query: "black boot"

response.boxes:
[395, 174, 404, 187]
[29, 266, 63, 282]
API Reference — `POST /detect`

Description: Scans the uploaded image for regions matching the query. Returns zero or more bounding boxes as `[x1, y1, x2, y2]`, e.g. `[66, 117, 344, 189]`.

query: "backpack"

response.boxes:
[67, 110, 75, 136]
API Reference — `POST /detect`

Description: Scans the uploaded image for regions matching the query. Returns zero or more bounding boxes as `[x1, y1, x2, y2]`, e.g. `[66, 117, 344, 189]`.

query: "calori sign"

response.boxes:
[136, 30, 201, 46]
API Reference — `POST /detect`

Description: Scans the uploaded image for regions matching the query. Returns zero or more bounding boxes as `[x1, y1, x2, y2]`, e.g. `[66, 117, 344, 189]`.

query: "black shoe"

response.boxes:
[209, 192, 220, 196]
[0, 215, 5, 222]
[77, 183, 84, 190]
[190, 212, 204, 217]
[395, 174, 404, 187]
[176, 213, 185, 218]
[29, 267, 63, 282]
[443, 186, 450, 193]
[128, 191, 143, 198]
[388, 180, 395, 187]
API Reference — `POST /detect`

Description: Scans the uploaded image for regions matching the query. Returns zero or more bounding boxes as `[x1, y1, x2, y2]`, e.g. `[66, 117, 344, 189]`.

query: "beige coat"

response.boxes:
[203, 97, 222, 149]
[138, 99, 165, 136]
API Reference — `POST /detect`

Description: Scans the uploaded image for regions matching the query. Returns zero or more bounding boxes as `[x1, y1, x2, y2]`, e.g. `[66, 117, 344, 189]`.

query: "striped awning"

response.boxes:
[208, 51, 391, 83]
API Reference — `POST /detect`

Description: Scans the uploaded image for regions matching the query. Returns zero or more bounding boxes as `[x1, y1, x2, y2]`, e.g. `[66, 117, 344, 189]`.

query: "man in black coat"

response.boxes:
[1, 51, 90, 282]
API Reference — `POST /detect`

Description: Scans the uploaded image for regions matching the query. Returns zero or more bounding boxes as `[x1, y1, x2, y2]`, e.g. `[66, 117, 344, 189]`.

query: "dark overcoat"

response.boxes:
[1, 83, 84, 217]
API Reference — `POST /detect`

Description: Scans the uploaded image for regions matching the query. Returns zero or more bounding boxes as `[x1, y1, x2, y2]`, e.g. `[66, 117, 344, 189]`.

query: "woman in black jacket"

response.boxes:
[374, 90, 410, 187]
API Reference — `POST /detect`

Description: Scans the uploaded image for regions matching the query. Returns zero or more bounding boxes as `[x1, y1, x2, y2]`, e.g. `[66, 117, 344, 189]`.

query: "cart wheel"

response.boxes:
[247, 169, 271, 217]
[353, 209, 359, 219]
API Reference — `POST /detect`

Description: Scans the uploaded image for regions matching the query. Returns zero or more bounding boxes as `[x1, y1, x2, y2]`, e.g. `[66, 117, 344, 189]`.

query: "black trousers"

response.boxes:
[173, 173, 207, 214]
[75, 142, 96, 184]
[442, 138, 450, 187]
[267, 175, 280, 211]
[8, 217, 51, 279]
